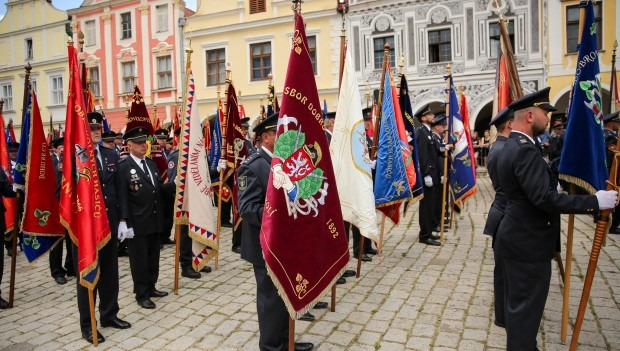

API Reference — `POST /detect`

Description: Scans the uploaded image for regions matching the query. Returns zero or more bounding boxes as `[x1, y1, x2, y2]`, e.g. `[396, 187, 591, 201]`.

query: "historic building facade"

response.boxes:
[0, 0, 70, 134]
[68, 0, 192, 131]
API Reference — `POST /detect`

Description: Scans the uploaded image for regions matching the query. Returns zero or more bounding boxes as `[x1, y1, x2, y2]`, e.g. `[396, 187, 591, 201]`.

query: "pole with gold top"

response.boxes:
[439, 64, 452, 243]
[215, 62, 232, 270]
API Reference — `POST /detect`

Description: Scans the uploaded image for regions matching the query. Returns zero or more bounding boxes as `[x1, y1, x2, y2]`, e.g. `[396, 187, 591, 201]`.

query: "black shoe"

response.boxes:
[66, 272, 76, 278]
[6, 248, 12, 257]
[609, 227, 620, 234]
[201, 266, 212, 273]
[336, 277, 346, 285]
[431, 234, 440, 240]
[0, 296, 8, 309]
[137, 299, 156, 309]
[432, 226, 441, 232]
[365, 247, 378, 255]
[118, 248, 129, 257]
[81, 330, 105, 344]
[161, 238, 175, 245]
[232, 245, 241, 254]
[221, 222, 232, 228]
[419, 238, 441, 246]
[359, 254, 372, 262]
[149, 289, 168, 298]
[313, 301, 328, 309]
[494, 320, 505, 328]
[298, 312, 315, 322]
[294, 342, 314, 351]
[342, 269, 356, 278]
[181, 267, 201, 279]
[101, 317, 131, 329]
[54, 276, 67, 285]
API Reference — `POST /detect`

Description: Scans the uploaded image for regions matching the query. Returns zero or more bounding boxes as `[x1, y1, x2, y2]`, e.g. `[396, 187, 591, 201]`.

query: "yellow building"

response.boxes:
[547, 0, 619, 114]
[185, 0, 343, 123]
[0, 0, 70, 137]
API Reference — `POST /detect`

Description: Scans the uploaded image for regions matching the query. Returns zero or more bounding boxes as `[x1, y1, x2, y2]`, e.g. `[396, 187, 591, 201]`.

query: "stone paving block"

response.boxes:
[405, 336, 432, 351]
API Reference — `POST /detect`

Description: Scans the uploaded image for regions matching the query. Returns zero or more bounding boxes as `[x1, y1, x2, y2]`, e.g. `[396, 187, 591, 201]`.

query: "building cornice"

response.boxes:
[0, 57, 68, 74]
[0, 20, 70, 38]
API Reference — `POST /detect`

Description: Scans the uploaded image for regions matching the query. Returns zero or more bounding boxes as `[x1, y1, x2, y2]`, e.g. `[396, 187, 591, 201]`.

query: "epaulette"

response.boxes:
[515, 134, 531, 146]
[242, 152, 261, 166]
[118, 157, 128, 164]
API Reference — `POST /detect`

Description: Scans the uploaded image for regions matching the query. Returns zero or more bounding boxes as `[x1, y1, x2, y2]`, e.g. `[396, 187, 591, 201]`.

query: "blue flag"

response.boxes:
[374, 73, 412, 207]
[208, 111, 222, 172]
[399, 75, 424, 201]
[558, 1, 606, 194]
[101, 108, 110, 132]
[446, 75, 476, 203]
[323, 99, 328, 118]
[13, 89, 30, 187]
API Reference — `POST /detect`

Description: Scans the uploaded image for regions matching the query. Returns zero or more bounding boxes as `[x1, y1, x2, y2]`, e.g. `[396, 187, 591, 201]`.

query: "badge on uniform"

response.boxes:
[238, 175, 247, 190]
[168, 160, 175, 169]
[130, 169, 141, 190]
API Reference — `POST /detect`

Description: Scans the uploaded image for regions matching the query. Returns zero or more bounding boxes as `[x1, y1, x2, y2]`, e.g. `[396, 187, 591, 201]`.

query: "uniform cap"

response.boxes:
[253, 111, 278, 134]
[51, 137, 64, 149]
[431, 114, 447, 126]
[87, 111, 104, 128]
[489, 107, 514, 127]
[123, 127, 149, 143]
[362, 107, 372, 121]
[101, 131, 117, 142]
[507, 87, 557, 112]
[414, 104, 434, 119]
[155, 129, 168, 139]
[603, 111, 620, 123]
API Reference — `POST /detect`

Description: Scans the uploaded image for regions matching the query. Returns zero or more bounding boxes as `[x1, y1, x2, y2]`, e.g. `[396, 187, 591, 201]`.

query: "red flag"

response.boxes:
[390, 74, 416, 188]
[224, 83, 248, 229]
[496, 53, 512, 111]
[60, 45, 110, 289]
[21, 90, 65, 238]
[460, 92, 477, 179]
[173, 105, 180, 147]
[7, 121, 16, 143]
[261, 13, 349, 318]
[0, 112, 15, 236]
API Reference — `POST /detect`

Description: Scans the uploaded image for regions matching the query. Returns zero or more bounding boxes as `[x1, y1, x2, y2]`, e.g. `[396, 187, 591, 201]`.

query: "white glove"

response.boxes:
[370, 160, 376, 170]
[445, 144, 452, 151]
[118, 221, 128, 241]
[595, 190, 618, 210]
[216, 159, 227, 172]
[424, 175, 433, 187]
[124, 228, 135, 240]
[440, 176, 445, 184]
[272, 164, 287, 189]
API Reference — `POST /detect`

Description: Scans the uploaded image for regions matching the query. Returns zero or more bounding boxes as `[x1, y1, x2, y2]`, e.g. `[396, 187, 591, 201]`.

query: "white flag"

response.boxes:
[330, 49, 378, 242]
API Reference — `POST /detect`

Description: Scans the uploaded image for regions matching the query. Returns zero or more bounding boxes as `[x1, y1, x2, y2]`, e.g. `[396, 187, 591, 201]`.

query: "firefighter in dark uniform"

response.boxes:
[430, 114, 448, 232]
[166, 127, 212, 278]
[72, 111, 131, 344]
[483, 107, 514, 329]
[415, 104, 441, 246]
[0, 164, 15, 309]
[237, 113, 314, 351]
[118, 127, 175, 309]
[495, 88, 618, 350]
[603, 111, 620, 234]
[241, 117, 256, 156]
[231, 118, 255, 254]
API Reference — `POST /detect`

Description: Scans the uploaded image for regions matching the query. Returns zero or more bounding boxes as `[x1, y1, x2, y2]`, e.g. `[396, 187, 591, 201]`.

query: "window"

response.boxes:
[249, 0, 266, 14]
[157, 56, 172, 89]
[206, 48, 226, 86]
[25, 38, 33, 60]
[85, 20, 96, 46]
[30, 78, 37, 94]
[122, 62, 135, 93]
[373, 36, 395, 69]
[156, 4, 168, 33]
[50, 75, 64, 105]
[428, 29, 452, 63]
[566, 3, 602, 53]
[88, 67, 100, 97]
[250, 42, 271, 81]
[0, 84, 13, 111]
[489, 20, 515, 57]
[121, 12, 132, 39]
[307, 35, 317, 74]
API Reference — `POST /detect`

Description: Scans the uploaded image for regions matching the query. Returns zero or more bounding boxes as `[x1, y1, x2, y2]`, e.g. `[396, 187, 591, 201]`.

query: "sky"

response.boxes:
[0, 0, 198, 18]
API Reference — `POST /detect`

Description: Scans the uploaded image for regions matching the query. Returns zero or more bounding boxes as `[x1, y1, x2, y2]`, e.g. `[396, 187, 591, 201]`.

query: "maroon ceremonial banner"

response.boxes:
[224, 83, 247, 229]
[261, 13, 349, 318]
[60, 45, 111, 289]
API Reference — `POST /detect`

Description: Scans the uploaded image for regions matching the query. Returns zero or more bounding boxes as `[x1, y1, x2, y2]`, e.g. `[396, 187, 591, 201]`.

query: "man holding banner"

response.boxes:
[0, 169, 14, 309]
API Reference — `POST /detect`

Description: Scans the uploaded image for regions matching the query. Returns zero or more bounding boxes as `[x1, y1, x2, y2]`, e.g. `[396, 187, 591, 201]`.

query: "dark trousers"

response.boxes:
[0, 236, 3, 295]
[232, 224, 242, 248]
[502, 256, 551, 351]
[128, 233, 160, 301]
[220, 200, 232, 227]
[419, 185, 436, 240]
[50, 235, 75, 278]
[611, 205, 620, 229]
[433, 182, 444, 227]
[254, 264, 289, 351]
[161, 193, 175, 241]
[71, 238, 120, 332]
[344, 222, 370, 257]
[179, 225, 192, 269]
[493, 251, 505, 326]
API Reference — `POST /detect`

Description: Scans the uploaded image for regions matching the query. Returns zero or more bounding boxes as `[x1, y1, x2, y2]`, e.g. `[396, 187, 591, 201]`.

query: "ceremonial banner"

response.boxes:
[446, 75, 477, 203]
[493, 50, 513, 116]
[60, 45, 111, 289]
[390, 72, 416, 189]
[0, 110, 15, 237]
[6, 120, 16, 144]
[21, 89, 64, 262]
[558, 1, 607, 194]
[208, 105, 222, 171]
[261, 13, 349, 318]
[224, 83, 248, 229]
[374, 71, 412, 224]
[399, 75, 424, 201]
[267, 84, 279, 116]
[13, 99, 30, 188]
[330, 47, 378, 242]
[460, 91, 477, 180]
[210, 98, 232, 203]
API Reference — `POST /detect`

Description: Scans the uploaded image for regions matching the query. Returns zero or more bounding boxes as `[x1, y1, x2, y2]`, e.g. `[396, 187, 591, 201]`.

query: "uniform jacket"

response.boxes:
[495, 132, 598, 262]
[417, 124, 441, 183]
[483, 135, 507, 238]
[431, 131, 445, 177]
[98, 146, 125, 234]
[118, 156, 174, 236]
[604, 128, 617, 171]
[237, 147, 272, 266]
[0, 170, 15, 233]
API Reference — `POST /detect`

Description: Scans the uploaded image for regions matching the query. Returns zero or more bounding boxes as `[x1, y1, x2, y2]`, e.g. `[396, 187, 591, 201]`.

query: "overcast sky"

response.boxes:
[0, 0, 198, 18]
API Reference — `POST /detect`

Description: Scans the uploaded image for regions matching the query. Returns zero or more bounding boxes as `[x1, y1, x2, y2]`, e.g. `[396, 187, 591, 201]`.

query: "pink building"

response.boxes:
[68, 0, 192, 132]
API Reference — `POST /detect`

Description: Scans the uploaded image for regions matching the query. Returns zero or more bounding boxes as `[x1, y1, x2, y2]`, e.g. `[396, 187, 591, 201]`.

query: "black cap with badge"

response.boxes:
[155, 129, 168, 140]
[489, 107, 514, 127]
[101, 131, 116, 142]
[253, 111, 278, 135]
[123, 127, 149, 143]
[431, 114, 447, 126]
[8, 142, 19, 152]
[507, 87, 557, 112]
[362, 107, 372, 120]
[414, 103, 434, 120]
[603, 111, 620, 124]
[51, 137, 64, 149]
[241, 117, 251, 128]
[87, 111, 104, 128]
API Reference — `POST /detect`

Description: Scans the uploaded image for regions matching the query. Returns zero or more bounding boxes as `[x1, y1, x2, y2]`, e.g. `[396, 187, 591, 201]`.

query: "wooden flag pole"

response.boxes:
[378, 215, 386, 256]
[355, 236, 364, 278]
[88, 289, 98, 347]
[288, 316, 295, 351]
[371, 43, 390, 160]
[173, 223, 181, 295]
[439, 65, 452, 243]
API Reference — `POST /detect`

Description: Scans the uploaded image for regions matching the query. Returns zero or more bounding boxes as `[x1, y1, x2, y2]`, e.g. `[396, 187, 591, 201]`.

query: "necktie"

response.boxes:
[141, 159, 152, 185]
[94, 149, 102, 171]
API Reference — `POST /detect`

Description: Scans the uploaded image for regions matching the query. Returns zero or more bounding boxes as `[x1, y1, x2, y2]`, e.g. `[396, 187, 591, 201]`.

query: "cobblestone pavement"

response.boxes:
[1, 174, 619, 350]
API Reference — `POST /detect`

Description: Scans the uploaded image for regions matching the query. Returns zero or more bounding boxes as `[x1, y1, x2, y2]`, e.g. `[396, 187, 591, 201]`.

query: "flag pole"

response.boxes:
[216, 64, 231, 269]
[610, 40, 617, 113]
[174, 45, 193, 295]
[439, 65, 451, 243]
